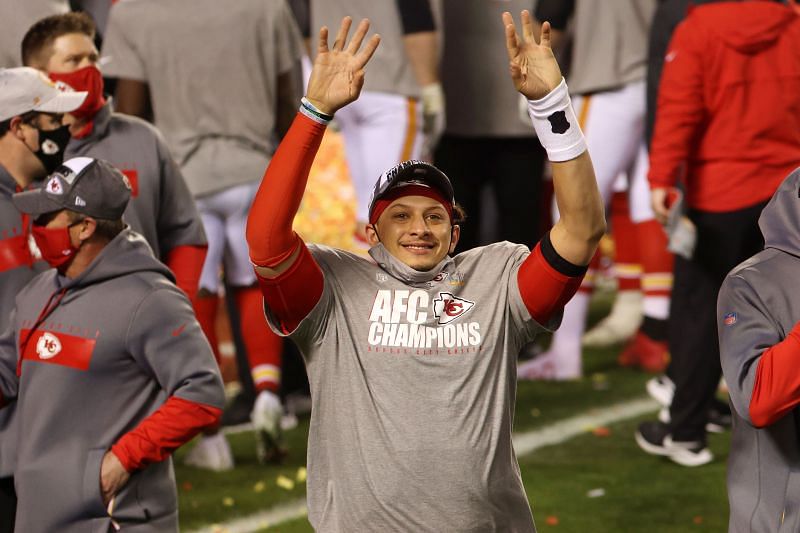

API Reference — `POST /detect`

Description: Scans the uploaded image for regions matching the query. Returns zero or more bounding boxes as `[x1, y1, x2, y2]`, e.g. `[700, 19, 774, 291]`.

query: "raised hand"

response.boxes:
[306, 17, 381, 115]
[502, 11, 563, 101]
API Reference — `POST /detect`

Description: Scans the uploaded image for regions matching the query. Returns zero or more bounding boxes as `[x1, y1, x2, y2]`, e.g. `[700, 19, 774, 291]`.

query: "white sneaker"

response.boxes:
[646, 375, 675, 407]
[252, 390, 287, 463]
[184, 433, 234, 471]
[664, 436, 714, 467]
[582, 291, 643, 347]
[252, 390, 283, 436]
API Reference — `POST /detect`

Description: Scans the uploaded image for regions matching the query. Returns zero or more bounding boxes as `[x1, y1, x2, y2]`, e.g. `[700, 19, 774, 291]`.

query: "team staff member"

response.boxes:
[247, 14, 604, 530]
[0, 66, 86, 533]
[718, 169, 800, 532]
[102, 0, 305, 468]
[0, 157, 225, 532]
[636, 0, 800, 467]
[21, 12, 208, 302]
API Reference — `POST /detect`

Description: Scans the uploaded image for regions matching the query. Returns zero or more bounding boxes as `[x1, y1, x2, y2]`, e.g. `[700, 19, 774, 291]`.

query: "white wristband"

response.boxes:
[527, 78, 587, 162]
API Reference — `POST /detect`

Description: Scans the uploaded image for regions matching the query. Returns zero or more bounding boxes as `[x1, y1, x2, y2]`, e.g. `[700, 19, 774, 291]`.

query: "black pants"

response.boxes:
[668, 201, 767, 442]
[0, 476, 15, 533]
[434, 134, 547, 252]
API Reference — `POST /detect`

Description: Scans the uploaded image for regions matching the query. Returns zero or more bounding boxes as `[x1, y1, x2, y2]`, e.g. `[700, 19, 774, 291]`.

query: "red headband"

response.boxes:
[369, 184, 453, 225]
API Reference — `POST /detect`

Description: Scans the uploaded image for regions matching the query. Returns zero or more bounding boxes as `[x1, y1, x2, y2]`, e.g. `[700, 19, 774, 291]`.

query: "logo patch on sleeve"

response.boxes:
[723, 312, 737, 326]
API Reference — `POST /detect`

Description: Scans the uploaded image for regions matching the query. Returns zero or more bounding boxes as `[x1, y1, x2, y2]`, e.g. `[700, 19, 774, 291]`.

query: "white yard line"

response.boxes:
[188, 396, 659, 533]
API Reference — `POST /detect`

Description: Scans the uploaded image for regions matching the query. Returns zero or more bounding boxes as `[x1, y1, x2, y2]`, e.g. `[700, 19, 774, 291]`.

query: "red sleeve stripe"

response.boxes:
[256, 240, 324, 333]
[518, 242, 585, 325]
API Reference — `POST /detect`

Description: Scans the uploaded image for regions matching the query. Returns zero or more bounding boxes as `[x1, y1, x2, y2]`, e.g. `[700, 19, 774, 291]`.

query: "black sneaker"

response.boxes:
[706, 399, 732, 434]
[636, 420, 713, 466]
[635, 420, 672, 456]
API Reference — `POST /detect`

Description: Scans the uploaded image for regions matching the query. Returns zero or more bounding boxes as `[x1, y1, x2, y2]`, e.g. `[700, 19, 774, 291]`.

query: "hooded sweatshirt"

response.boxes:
[649, 1, 800, 212]
[718, 166, 800, 532]
[0, 229, 224, 533]
[65, 101, 208, 295]
[0, 165, 42, 479]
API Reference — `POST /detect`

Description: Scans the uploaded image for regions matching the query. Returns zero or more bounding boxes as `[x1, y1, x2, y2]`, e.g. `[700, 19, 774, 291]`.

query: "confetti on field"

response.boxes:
[253, 481, 266, 493]
[530, 408, 541, 417]
[592, 427, 611, 437]
[545, 515, 559, 526]
[222, 497, 235, 507]
[693, 516, 704, 525]
[587, 488, 606, 498]
[297, 467, 308, 482]
[182, 482, 193, 492]
[277, 475, 296, 491]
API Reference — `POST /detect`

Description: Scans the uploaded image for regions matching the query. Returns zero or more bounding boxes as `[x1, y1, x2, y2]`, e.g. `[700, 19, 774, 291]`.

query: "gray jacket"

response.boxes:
[718, 167, 800, 532]
[66, 101, 206, 260]
[0, 228, 224, 532]
[0, 165, 41, 478]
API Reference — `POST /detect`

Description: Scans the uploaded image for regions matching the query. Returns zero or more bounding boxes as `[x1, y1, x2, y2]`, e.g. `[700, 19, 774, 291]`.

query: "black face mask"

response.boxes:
[30, 125, 71, 175]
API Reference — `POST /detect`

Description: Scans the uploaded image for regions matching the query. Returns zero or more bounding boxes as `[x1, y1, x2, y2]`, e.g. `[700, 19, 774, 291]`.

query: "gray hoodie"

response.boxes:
[66, 101, 206, 260]
[0, 165, 39, 479]
[0, 228, 224, 532]
[718, 167, 800, 532]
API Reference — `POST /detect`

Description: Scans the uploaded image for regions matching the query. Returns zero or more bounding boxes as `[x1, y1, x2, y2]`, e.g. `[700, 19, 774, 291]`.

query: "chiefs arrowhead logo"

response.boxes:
[433, 292, 475, 325]
[36, 332, 62, 360]
[45, 176, 63, 194]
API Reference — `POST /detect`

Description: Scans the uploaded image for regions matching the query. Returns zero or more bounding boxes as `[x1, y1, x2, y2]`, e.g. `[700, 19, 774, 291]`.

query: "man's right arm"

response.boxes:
[245, 17, 379, 331]
[718, 275, 800, 429]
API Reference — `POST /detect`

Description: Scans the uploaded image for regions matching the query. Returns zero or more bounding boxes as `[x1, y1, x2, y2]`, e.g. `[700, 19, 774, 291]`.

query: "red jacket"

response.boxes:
[649, 1, 800, 212]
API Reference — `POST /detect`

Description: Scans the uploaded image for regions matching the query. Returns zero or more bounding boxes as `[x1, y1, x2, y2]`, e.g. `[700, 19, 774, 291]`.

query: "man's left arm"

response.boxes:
[503, 11, 604, 322]
[101, 288, 225, 504]
[153, 134, 208, 297]
[398, 0, 444, 155]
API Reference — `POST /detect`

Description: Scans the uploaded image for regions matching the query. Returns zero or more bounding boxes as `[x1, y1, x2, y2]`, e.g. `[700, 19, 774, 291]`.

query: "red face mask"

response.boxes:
[49, 65, 107, 120]
[32, 224, 79, 270]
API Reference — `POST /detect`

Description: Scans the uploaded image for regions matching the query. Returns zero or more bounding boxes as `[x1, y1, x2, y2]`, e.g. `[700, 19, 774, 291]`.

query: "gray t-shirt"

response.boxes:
[311, 0, 423, 98]
[568, 0, 656, 95]
[101, 0, 304, 197]
[441, 0, 537, 137]
[267, 241, 557, 532]
[0, 0, 69, 67]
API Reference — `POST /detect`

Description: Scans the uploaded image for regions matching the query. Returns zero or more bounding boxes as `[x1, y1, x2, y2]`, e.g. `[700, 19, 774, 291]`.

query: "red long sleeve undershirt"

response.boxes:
[111, 396, 221, 472]
[248, 112, 584, 332]
[166, 244, 208, 297]
[749, 323, 800, 428]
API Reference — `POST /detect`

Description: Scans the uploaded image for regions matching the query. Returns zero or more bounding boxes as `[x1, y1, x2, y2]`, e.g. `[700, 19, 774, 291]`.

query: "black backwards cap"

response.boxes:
[367, 160, 455, 222]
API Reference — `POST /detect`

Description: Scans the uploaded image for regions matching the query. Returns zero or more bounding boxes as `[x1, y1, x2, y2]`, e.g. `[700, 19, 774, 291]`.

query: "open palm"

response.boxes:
[503, 11, 563, 101]
[306, 17, 380, 115]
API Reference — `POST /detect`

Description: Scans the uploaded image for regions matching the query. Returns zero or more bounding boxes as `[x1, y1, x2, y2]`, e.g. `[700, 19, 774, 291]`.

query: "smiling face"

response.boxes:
[366, 195, 460, 271]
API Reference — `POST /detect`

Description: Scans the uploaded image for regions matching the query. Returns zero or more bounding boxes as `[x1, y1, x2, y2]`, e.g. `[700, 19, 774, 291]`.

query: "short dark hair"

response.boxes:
[66, 210, 125, 242]
[21, 12, 96, 68]
[0, 111, 41, 137]
[452, 203, 467, 226]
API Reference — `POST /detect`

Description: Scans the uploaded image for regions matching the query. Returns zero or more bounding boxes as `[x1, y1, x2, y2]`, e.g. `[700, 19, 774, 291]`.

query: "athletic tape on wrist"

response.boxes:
[299, 97, 333, 125]
[527, 78, 587, 162]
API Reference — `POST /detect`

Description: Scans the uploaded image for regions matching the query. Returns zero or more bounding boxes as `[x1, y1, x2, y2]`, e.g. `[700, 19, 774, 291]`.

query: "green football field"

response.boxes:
[175, 294, 730, 532]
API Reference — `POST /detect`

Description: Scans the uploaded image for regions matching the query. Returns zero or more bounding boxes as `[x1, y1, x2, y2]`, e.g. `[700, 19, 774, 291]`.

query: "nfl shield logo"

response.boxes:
[723, 312, 737, 326]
